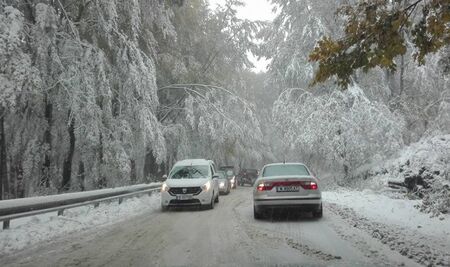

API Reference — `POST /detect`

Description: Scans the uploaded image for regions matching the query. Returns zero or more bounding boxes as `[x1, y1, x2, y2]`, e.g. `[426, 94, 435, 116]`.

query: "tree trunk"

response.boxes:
[130, 159, 136, 183]
[9, 158, 24, 199]
[97, 133, 107, 188]
[144, 151, 165, 182]
[61, 115, 75, 192]
[78, 160, 85, 191]
[15, 161, 25, 198]
[385, 69, 398, 98]
[399, 54, 405, 96]
[343, 164, 349, 178]
[41, 97, 52, 188]
[0, 107, 8, 200]
[399, 0, 406, 97]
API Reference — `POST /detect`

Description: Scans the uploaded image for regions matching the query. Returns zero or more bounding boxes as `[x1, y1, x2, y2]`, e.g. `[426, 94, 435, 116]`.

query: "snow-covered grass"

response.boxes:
[0, 193, 161, 256]
[323, 189, 450, 238]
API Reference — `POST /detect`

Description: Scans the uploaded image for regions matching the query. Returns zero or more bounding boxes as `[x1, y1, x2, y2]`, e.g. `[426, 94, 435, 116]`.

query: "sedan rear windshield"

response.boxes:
[262, 165, 310, 177]
[169, 165, 210, 179]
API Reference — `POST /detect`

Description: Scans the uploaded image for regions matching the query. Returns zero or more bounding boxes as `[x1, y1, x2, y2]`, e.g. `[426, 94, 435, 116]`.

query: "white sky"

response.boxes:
[208, 0, 276, 73]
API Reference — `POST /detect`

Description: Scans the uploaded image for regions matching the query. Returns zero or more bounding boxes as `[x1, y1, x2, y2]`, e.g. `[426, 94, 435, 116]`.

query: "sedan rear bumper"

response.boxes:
[254, 197, 321, 211]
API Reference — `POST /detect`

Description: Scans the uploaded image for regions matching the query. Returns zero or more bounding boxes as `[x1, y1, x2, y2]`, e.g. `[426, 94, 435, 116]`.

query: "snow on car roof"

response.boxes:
[263, 162, 306, 167]
[174, 159, 211, 166]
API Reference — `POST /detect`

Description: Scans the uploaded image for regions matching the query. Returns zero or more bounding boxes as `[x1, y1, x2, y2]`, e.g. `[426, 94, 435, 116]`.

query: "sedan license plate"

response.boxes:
[176, 194, 193, 200]
[276, 186, 300, 192]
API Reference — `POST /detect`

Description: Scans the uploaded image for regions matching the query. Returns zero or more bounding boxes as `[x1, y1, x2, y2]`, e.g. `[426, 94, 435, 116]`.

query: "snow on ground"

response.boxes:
[0, 193, 161, 256]
[324, 189, 450, 266]
[323, 189, 450, 237]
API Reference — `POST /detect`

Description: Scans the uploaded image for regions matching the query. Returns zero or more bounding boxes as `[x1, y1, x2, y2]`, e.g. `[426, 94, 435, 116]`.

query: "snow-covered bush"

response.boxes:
[363, 135, 450, 216]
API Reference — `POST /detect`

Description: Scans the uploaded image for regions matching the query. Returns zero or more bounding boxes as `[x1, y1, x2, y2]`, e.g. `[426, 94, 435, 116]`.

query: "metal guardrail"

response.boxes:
[0, 184, 162, 230]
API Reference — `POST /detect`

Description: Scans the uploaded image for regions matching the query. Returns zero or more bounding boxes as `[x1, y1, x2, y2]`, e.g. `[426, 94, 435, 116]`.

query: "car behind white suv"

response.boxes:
[161, 159, 220, 210]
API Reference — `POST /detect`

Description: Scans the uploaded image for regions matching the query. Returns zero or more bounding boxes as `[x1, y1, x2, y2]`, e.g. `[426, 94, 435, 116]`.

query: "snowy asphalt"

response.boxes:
[0, 187, 435, 267]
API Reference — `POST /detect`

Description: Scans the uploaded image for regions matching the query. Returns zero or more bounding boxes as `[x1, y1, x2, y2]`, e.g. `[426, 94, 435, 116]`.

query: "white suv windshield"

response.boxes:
[169, 165, 210, 179]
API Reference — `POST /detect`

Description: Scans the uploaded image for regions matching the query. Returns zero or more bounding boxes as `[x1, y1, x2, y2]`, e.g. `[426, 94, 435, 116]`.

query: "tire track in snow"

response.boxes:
[232, 196, 343, 263]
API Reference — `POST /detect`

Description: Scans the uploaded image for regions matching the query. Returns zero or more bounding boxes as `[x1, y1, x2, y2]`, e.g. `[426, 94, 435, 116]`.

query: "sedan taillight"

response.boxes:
[257, 182, 273, 191]
[301, 181, 318, 190]
[257, 181, 318, 190]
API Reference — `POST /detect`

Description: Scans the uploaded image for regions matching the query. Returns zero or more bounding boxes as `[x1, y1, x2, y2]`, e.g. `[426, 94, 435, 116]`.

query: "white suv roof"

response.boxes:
[174, 159, 211, 166]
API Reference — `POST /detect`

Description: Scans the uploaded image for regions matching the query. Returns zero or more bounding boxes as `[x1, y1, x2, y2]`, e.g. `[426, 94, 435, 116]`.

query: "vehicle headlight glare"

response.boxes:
[201, 181, 211, 191]
[161, 183, 170, 192]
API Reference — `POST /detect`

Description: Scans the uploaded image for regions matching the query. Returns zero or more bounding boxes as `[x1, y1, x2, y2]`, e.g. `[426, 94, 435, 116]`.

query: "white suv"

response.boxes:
[161, 159, 220, 210]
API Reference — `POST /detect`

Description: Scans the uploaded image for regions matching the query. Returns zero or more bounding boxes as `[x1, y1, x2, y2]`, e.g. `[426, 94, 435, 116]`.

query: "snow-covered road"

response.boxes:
[1, 187, 449, 267]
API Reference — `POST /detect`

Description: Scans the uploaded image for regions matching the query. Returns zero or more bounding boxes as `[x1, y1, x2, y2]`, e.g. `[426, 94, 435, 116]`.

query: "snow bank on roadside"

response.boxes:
[350, 134, 450, 216]
[0, 193, 160, 256]
[323, 189, 450, 238]
[324, 189, 450, 266]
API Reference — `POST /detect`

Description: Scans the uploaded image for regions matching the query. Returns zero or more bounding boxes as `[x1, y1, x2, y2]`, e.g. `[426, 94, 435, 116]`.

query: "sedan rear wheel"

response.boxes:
[313, 204, 323, 218]
[254, 205, 263, 220]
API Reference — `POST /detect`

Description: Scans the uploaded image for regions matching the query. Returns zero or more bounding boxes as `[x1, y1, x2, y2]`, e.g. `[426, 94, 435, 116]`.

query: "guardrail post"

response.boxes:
[57, 209, 64, 216]
[118, 197, 123, 204]
[3, 220, 10, 230]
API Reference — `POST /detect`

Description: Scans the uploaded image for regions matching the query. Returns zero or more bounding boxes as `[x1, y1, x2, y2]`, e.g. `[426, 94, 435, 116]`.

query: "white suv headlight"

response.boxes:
[201, 181, 211, 191]
[161, 183, 170, 192]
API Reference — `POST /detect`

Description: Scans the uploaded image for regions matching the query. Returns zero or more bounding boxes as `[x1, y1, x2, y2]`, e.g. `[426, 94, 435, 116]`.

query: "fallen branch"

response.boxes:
[387, 180, 407, 189]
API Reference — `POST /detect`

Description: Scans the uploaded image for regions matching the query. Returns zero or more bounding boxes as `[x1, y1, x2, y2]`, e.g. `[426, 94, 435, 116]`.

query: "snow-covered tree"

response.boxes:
[0, 0, 177, 197]
[0, 6, 42, 199]
[259, 0, 344, 89]
[0, 0, 267, 198]
[259, 0, 448, 181]
[273, 85, 405, 175]
[158, 84, 264, 172]
[151, 0, 266, 173]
